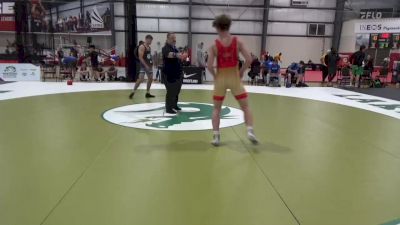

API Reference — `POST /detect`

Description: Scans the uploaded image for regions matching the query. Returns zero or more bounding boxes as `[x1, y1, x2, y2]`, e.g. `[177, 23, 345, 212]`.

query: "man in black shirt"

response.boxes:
[162, 33, 186, 114]
[88, 45, 99, 81]
[349, 45, 366, 87]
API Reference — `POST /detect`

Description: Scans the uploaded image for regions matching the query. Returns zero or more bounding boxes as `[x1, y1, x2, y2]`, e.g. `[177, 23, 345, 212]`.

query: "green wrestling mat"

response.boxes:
[1, 89, 399, 225]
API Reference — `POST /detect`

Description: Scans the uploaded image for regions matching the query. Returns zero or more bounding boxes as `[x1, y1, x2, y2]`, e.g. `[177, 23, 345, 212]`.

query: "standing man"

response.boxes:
[320, 50, 329, 85]
[349, 45, 366, 87]
[162, 33, 187, 114]
[129, 35, 155, 99]
[325, 48, 340, 87]
[87, 45, 99, 81]
[197, 42, 205, 67]
[207, 14, 258, 146]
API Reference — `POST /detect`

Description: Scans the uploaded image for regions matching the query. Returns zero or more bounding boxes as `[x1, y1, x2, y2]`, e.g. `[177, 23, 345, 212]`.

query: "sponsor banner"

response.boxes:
[355, 19, 400, 33]
[0, 64, 40, 81]
[90, 7, 104, 29]
[360, 8, 394, 19]
[0, 2, 15, 31]
[182, 66, 204, 84]
[0, 2, 14, 14]
[0, 14, 15, 31]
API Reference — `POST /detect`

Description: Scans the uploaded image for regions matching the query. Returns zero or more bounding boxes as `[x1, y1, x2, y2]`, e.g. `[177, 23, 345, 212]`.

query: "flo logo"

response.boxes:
[102, 102, 244, 131]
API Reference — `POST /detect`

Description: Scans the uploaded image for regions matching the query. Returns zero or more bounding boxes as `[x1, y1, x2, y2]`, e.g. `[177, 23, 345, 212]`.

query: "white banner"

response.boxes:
[90, 7, 104, 29]
[0, 63, 40, 81]
[355, 19, 400, 33]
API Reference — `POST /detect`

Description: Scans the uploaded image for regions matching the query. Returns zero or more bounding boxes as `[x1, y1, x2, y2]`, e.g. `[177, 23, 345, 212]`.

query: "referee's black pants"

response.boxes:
[164, 76, 182, 112]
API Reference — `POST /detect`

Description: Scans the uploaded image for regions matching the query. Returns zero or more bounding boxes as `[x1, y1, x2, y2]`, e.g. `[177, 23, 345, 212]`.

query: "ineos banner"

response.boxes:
[355, 20, 400, 33]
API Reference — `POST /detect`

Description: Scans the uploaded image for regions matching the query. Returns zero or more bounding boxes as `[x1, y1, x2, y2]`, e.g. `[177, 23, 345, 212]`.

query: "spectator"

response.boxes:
[87, 45, 100, 81]
[197, 42, 205, 67]
[364, 55, 374, 76]
[325, 48, 340, 87]
[266, 59, 281, 87]
[57, 17, 63, 32]
[395, 63, 400, 88]
[97, 65, 106, 82]
[287, 61, 306, 87]
[248, 54, 261, 84]
[320, 50, 330, 85]
[78, 62, 90, 81]
[264, 51, 274, 62]
[107, 63, 118, 81]
[261, 54, 272, 82]
[274, 52, 283, 64]
[73, 16, 78, 31]
[85, 11, 91, 29]
[62, 53, 78, 80]
[57, 48, 64, 63]
[5, 46, 10, 54]
[349, 45, 366, 87]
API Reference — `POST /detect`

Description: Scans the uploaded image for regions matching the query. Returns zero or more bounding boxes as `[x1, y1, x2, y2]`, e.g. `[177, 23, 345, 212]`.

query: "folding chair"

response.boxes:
[337, 66, 351, 86]
[359, 70, 372, 88]
[41, 64, 57, 81]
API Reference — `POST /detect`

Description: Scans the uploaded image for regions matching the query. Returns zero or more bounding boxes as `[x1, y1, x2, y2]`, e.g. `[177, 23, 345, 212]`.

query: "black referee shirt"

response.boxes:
[162, 43, 182, 83]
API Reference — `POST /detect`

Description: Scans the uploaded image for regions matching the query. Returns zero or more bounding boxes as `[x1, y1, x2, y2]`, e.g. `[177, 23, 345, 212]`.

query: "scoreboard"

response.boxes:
[370, 33, 400, 49]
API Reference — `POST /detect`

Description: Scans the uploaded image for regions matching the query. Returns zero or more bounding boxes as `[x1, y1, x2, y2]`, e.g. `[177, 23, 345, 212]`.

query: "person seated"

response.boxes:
[261, 55, 272, 82]
[286, 61, 306, 87]
[248, 55, 261, 84]
[371, 77, 383, 88]
[266, 59, 281, 87]
[78, 62, 90, 81]
[107, 63, 118, 81]
[97, 65, 106, 82]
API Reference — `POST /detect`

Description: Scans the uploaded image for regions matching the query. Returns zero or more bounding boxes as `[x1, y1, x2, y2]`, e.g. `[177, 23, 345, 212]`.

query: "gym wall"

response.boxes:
[266, 36, 332, 67]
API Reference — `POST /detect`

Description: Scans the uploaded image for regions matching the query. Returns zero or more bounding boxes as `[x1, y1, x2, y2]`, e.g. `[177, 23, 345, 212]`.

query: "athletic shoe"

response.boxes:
[295, 83, 302, 87]
[211, 134, 221, 147]
[248, 132, 259, 145]
[174, 106, 182, 111]
[286, 83, 291, 88]
[145, 93, 155, 98]
[165, 109, 177, 114]
[128, 92, 135, 99]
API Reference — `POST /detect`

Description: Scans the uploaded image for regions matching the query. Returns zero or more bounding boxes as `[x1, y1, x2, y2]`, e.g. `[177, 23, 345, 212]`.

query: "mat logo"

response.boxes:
[102, 102, 244, 131]
[334, 94, 400, 114]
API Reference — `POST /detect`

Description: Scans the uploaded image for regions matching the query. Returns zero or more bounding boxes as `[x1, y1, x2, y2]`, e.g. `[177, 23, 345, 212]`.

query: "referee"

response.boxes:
[162, 33, 187, 114]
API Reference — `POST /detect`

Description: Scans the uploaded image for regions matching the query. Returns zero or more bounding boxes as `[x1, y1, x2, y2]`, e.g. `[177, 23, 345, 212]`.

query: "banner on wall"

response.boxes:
[0, 64, 41, 81]
[0, 2, 15, 31]
[360, 8, 395, 19]
[355, 20, 400, 33]
[90, 7, 104, 29]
